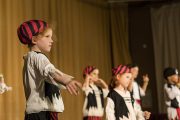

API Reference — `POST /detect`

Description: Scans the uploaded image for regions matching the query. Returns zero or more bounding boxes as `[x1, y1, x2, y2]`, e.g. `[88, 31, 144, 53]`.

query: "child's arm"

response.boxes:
[141, 74, 149, 93]
[34, 53, 82, 95]
[82, 75, 91, 89]
[143, 111, 151, 120]
[95, 78, 108, 89]
[50, 70, 82, 95]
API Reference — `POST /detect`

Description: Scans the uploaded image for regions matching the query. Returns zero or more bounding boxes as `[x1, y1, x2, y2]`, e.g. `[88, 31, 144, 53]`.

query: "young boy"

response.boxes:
[17, 20, 82, 120]
[164, 67, 180, 120]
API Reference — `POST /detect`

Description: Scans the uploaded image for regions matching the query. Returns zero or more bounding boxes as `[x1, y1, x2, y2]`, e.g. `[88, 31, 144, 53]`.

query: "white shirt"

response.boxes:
[132, 81, 145, 100]
[106, 88, 136, 120]
[23, 51, 73, 114]
[164, 83, 180, 119]
[82, 84, 109, 117]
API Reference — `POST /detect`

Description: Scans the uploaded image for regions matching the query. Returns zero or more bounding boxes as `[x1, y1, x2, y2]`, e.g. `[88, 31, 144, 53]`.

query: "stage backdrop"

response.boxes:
[0, 0, 131, 119]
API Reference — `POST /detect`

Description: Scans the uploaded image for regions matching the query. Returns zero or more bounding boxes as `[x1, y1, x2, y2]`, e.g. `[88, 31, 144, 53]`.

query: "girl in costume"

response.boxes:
[106, 64, 150, 120]
[82, 66, 109, 120]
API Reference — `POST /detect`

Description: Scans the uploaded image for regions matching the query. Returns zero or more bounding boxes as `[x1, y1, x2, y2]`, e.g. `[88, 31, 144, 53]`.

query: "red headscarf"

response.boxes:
[17, 20, 48, 45]
[83, 66, 96, 78]
[112, 64, 130, 76]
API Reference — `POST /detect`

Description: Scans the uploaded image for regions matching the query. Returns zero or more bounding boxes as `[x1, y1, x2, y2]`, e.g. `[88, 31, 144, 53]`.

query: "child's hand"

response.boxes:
[94, 78, 102, 83]
[85, 75, 92, 81]
[144, 111, 151, 120]
[142, 74, 149, 83]
[66, 80, 82, 95]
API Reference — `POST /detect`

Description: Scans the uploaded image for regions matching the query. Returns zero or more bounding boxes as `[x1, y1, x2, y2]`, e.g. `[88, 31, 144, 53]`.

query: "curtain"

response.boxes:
[0, 0, 130, 119]
[151, 3, 180, 113]
[110, 4, 131, 66]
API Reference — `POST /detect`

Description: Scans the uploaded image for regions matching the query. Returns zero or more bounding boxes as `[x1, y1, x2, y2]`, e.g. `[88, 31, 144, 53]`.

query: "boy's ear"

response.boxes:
[31, 36, 37, 44]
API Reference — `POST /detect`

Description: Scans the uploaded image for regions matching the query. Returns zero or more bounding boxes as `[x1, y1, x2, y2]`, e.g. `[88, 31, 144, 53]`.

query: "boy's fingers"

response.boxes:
[66, 86, 73, 95]
[75, 82, 82, 88]
[68, 85, 77, 95]
[69, 83, 78, 95]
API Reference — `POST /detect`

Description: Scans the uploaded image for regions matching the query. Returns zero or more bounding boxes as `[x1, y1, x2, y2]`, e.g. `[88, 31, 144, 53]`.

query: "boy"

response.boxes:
[17, 20, 82, 120]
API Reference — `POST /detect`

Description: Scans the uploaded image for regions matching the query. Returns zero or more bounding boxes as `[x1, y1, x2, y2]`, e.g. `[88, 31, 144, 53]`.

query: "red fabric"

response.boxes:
[50, 112, 58, 120]
[176, 108, 180, 119]
[83, 116, 102, 120]
[83, 66, 96, 78]
[136, 99, 142, 105]
[112, 64, 130, 76]
[17, 20, 48, 45]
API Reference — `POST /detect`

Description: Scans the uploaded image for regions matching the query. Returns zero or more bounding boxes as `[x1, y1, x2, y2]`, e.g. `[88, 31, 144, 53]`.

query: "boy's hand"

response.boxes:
[66, 80, 82, 95]
[144, 111, 151, 120]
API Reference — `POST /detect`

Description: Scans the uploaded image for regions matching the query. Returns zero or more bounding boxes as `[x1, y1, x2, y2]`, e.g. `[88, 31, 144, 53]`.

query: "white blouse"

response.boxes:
[106, 88, 136, 120]
[82, 84, 109, 117]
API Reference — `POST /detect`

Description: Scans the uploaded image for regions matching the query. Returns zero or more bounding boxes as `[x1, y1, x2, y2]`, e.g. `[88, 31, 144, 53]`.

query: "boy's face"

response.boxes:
[117, 73, 132, 88]
[168, 74, 179, 84]
[89, 69, 99, 82]
[33, 29, 53, 53]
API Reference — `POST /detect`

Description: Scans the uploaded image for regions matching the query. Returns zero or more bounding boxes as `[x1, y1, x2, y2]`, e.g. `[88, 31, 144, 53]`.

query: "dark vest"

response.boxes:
[86, 85, 104, 110]
[107, 90, 129, 120]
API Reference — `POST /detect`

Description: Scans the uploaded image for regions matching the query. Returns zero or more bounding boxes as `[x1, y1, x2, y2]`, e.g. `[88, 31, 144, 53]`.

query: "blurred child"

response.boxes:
[164, 67, 180, 120]
[82, 66, 109, 120]
[106, 65, 150, 120]
[0, 74, 12, 94]
[127, 64, 149, 120]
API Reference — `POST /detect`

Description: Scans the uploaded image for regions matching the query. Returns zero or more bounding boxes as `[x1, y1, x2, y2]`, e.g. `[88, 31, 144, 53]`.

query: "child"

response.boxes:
[106, 65, 150, 120]
[82, 66, 109, 120]
[17, 20, 82, 120]
[127, 64, 149, 120]
[164, 67, 180, 120]
[0, 74, 12, 94]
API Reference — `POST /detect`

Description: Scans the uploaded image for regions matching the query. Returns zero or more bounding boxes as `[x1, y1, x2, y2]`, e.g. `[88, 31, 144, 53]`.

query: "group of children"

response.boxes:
[0, 19, 175, 120]
[81, 64, 152, 120]
[16, 19, 152, 120]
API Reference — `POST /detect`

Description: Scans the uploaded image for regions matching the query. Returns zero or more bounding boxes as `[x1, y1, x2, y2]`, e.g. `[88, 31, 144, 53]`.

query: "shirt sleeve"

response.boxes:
[34, 53, 55, 77]
[82, 86, 93, 96]
[33, 53, 73, 88]
[102, 89, 109, 98]
[139, 87, 145, 97]
[106, 97, 116, 120]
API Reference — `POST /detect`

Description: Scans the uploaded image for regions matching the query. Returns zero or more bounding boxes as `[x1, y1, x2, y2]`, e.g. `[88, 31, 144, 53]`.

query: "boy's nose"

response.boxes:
[51, 39, 53, 43]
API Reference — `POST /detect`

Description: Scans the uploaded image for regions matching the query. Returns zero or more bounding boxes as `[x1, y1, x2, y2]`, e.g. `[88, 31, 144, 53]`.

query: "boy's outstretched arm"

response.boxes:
[50, 69, 82, 95]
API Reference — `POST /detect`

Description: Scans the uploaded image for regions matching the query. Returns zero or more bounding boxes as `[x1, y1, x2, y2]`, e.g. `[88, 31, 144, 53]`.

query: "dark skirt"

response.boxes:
[25, 111, 58, 120]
